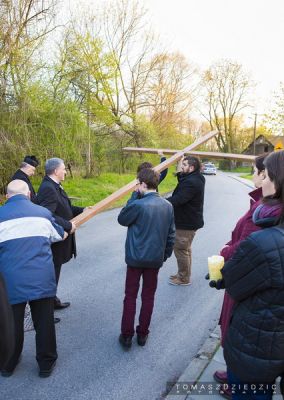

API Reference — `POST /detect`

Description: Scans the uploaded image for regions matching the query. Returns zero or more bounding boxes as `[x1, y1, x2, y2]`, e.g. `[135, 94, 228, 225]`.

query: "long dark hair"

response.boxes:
[263, 150, 284, 223]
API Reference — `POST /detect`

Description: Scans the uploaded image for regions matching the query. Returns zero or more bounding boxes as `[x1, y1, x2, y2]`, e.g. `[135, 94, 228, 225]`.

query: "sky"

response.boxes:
[143, 0, 284, 117]
[64, 0, 284, 119]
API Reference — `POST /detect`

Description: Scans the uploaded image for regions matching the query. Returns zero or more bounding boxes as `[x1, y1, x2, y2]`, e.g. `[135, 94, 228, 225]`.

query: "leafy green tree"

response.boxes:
[0, 82, 89, 190]
[0, 0, 57, 105]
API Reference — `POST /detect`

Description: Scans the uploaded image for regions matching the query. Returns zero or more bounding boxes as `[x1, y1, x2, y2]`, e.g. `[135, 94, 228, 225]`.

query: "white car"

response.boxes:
[202, 162, 217, 175]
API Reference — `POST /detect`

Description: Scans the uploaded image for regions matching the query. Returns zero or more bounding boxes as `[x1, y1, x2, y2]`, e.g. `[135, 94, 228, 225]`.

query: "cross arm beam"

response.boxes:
[123, 147, 256, 162]
[71, 130, 219, 227]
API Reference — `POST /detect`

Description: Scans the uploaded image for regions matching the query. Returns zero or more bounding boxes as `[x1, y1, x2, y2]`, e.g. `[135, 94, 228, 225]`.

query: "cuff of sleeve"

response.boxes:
[66, 221, 73, 233]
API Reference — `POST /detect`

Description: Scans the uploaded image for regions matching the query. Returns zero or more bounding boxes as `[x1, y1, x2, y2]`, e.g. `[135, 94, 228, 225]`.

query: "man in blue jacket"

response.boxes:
[0, 180, 66, 378]
[118, 168, 175, 349]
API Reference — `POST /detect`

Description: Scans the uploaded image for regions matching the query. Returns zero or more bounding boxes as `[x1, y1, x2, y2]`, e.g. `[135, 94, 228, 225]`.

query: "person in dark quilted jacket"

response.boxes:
[212, 154, 268, 393]
[222, 150, 284, 399]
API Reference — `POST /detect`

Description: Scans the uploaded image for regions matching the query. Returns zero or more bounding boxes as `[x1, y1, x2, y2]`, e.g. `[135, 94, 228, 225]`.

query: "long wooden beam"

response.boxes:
[71, 130, 218, 227]
[123, 147, 256, 162]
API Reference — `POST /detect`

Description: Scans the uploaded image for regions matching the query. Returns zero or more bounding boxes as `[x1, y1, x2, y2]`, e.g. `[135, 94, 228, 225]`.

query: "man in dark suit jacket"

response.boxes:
[37, 158, 84, 311]
[11, 156, 39, 203]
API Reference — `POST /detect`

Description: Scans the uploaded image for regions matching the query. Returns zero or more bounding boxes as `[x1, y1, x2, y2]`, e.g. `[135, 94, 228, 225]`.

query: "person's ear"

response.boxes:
[139, 182, 147, 192]
[259, 171, 265, 179]
[27, 191, 31, 199]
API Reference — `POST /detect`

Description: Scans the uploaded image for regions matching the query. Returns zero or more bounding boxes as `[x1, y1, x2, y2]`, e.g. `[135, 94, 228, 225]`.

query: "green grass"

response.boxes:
[0, 167, 181, 208]
[56, 173, 136, 208]
[240, 174, 253, 181]
[25, 168, 178, 209]
[222, 166, 252, 173]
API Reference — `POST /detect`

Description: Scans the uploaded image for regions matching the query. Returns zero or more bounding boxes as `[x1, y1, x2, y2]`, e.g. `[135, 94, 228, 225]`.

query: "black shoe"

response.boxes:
[1, 356, 22, 377]
[54, 301, 70, 310]
[1, 370, 14, 377]
[54, 317, 60, 324]
[137, 334, 148, 346]
[280, 374, 284, 396]
[39, 361, 56, 378]
[119, 334, 132, 350]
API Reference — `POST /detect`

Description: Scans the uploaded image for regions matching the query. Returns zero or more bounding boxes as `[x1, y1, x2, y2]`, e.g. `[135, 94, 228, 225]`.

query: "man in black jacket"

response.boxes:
[167, 156, 205, 286]
[118, 168, 175, 349]
[37, 158, 84, 311]
[11, 155, 39, 203]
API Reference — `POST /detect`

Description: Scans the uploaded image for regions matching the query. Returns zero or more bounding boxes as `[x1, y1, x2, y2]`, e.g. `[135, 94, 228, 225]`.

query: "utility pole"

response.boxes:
[86, 73, 91, 176]
[253, 113, 257, 155]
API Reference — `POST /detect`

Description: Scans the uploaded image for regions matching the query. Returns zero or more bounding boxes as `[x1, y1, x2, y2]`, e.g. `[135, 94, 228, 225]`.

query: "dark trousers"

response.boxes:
[121, 266, 159, 337]
[3, 297, 57, 372]
[54, 264, 62, 286]
[54, 264, 62, 303]
[0, 274, 14, 369]
[227, 369, 274, 400]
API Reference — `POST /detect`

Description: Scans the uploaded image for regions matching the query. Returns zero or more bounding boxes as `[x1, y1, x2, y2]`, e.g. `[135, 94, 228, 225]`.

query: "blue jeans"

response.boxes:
[227, 369, 275, 400]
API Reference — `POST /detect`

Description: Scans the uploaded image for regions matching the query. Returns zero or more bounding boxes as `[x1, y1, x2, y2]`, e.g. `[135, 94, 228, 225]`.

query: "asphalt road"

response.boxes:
[0, 172, 253, 400]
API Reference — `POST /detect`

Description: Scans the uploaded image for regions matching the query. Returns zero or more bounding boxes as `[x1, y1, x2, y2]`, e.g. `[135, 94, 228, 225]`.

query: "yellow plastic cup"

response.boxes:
[208, 255, 224, 281]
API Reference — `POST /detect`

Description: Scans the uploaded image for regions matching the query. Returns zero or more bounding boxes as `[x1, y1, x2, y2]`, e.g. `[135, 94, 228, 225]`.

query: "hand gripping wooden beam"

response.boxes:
[71, 130, 219, 227]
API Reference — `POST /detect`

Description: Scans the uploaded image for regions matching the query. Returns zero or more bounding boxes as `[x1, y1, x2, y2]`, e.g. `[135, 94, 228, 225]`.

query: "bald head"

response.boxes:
[7, 180, 30, 199]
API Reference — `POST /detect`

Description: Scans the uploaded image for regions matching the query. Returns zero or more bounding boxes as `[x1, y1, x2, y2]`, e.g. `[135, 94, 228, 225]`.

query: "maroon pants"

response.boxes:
[121, 266, 159, 337]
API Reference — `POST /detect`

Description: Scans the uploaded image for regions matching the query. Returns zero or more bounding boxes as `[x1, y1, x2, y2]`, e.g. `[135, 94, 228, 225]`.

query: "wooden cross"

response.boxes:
[72, 130, 234, 226]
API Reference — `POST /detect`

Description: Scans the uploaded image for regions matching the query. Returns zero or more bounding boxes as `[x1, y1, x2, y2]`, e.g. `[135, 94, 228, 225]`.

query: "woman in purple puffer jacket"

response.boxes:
[213, 154, 267, 390]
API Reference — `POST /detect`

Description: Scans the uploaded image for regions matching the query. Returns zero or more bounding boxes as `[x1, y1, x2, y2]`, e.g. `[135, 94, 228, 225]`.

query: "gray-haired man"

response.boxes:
[37, 158, 84, 312]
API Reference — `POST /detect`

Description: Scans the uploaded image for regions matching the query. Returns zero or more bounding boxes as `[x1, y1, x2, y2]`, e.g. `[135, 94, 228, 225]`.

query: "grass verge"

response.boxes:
[239, 174, 253, 181]
[222, 166, 252, 173]
[26, 168, 178, 208]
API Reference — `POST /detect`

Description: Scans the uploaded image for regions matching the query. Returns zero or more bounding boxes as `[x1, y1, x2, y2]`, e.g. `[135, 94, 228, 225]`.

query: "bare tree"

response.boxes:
[144, 52, 197, 136]
[99, 0, 164, 145]
[265, 82, 284, 136]
[56, 0, 162, 143]
[201, 59, 253, 153]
